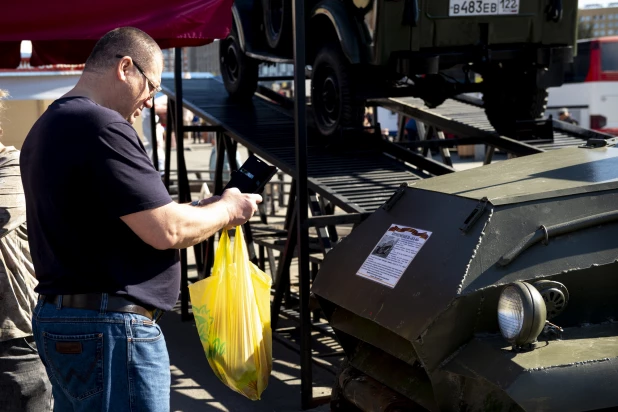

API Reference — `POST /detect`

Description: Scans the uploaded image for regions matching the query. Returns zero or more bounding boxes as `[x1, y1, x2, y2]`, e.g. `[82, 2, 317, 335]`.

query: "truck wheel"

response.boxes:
[311, 43, 364, 136]
[220, 28, 259, 101]
[331, 360, 361, 411]
[483, 71, 548, 139]
[262, 0, 292, 51]
[331, 382, 360, 411]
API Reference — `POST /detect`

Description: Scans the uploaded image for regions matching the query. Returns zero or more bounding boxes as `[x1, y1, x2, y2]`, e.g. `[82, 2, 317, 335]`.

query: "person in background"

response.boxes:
[20, 27, 261, 411]
[191, 115, 201, 144]
[154, 115, 166, 171]
[363, 107, 374, 128]
[559, 108, 579, 125]
[0, 89, 53, 411]
[142, 109, 166, 173]
[404, 118, 419, 142]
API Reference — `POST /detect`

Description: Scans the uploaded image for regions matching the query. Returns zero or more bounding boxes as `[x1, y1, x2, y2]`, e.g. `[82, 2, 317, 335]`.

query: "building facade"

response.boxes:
[579, 4, 618, 38]
[162, 43, 221, 75]
[161, 43, 295, 79]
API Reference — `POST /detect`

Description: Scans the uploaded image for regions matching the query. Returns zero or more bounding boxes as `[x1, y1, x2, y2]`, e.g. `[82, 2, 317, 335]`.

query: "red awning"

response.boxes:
[0, 0, 233, 68]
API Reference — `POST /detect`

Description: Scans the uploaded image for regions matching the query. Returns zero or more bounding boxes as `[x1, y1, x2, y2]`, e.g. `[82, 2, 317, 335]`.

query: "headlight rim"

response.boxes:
[498, 281, 547, 347]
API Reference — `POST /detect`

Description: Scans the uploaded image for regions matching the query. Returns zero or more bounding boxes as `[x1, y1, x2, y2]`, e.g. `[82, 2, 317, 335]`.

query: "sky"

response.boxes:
[579, 0, 614, 6]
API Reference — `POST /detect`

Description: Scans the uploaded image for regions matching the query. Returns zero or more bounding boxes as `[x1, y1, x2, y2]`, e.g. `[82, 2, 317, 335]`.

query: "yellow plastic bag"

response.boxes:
[189, 226, 272, 400]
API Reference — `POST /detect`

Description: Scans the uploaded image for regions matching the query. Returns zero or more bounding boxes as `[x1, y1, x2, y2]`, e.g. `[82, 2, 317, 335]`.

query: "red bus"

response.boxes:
[547, 36, 618, 135]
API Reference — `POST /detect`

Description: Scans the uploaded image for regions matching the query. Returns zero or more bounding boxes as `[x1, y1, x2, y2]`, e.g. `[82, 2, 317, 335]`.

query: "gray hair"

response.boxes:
[84, 27, 162, 73]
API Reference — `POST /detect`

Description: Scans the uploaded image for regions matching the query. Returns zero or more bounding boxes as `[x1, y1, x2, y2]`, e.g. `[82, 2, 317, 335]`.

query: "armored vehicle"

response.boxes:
[312, 139, 618, 411]
[220, 0, 577, 138]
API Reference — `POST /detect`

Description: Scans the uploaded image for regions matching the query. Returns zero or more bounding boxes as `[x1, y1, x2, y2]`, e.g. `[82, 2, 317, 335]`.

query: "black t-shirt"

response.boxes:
[20, 97, 179, 311]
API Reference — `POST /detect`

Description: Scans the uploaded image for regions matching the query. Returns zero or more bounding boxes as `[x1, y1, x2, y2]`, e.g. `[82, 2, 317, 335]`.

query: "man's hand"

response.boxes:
[220, 188, 262, 228]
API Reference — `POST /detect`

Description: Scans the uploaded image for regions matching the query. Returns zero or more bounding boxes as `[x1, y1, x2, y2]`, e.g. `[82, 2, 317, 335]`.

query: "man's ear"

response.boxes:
[117, 57, 131, 82]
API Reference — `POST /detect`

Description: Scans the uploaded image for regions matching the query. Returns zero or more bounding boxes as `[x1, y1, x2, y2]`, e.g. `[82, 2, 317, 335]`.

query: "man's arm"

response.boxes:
[121, 188, 261, 250]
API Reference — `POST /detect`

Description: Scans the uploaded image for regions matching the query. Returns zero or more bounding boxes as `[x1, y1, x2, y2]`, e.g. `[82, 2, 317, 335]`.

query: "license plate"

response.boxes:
[449, 0, 520, 16]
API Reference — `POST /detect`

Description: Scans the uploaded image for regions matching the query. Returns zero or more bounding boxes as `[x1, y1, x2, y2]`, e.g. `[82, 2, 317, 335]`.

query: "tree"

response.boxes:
[578, 22, 594, 40]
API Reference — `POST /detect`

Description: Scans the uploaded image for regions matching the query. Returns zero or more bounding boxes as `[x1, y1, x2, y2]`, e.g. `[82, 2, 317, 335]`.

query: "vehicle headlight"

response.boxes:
[498, 281, 547, 348]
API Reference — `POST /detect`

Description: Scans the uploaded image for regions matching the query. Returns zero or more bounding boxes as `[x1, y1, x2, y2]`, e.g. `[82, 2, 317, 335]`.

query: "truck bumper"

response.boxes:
[392, 45, 573, 79]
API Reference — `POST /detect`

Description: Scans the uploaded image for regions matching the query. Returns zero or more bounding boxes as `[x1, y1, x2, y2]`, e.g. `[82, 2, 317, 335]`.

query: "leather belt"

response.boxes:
[39, 293, 163, 322]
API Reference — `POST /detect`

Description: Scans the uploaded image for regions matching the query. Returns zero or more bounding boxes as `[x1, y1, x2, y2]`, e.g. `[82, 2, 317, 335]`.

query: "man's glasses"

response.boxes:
[115, 55, 161, 98]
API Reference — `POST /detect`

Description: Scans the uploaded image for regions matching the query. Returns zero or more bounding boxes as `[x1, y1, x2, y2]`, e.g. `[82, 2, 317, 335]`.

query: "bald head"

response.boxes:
[85, 27, 162, 74]
[72, 27, 163, 124]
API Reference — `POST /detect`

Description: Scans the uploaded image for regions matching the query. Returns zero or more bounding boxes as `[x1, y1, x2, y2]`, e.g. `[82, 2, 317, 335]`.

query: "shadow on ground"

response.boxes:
[160, 308, 333, 412]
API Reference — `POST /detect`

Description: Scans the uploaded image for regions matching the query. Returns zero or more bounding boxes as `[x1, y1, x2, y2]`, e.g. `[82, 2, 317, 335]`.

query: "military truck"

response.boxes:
[220, 0, 577, 138]
[312, 138, 618, 411]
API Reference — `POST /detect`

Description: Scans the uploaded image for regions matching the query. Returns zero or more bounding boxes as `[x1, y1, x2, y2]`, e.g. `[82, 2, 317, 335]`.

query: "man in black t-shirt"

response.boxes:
[20, 27, 261, 412]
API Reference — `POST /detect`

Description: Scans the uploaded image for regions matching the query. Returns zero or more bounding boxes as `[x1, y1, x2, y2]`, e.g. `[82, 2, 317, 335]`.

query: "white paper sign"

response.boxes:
[356, 224, 432, 288]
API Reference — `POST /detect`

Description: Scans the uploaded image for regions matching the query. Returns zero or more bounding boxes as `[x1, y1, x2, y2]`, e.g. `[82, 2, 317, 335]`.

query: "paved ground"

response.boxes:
[161, 306, 332, 412]
[161, 138, 502, 411]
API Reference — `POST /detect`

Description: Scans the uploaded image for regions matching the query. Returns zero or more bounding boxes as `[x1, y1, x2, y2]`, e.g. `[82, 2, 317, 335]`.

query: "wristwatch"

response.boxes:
[190, 200, 201, 207]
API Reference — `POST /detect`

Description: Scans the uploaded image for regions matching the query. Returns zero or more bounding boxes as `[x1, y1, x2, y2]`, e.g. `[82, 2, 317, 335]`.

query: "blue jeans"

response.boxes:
[32, 297, 170, 412]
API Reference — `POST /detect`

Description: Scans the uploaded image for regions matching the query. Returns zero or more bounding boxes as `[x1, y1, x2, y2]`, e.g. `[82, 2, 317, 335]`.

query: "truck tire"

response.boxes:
[331, 360, 361, 412]
[220, 28, 259, 101]
[311, 43, 364, 136]
[262, 0, 292, 51]
[483, 72, 548, 139]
